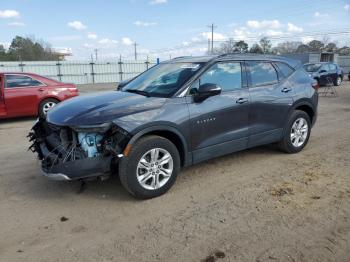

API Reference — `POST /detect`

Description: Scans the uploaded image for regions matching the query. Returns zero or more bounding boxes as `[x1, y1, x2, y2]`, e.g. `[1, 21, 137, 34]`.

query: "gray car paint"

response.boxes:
[45, 55, 318, 167]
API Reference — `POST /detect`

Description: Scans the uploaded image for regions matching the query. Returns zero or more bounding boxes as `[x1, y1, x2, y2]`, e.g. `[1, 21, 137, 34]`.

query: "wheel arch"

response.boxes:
[125, 125, 190, 167]
[292, 100, 315, 124]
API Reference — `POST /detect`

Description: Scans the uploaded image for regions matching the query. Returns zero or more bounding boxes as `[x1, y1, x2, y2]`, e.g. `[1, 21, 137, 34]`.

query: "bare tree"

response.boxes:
[259, 37, 272, 54]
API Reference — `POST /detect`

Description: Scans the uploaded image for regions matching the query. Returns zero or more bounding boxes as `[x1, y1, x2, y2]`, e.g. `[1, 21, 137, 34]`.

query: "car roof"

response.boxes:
[304, 62, 336, 65]
[165, 54, 301, 68]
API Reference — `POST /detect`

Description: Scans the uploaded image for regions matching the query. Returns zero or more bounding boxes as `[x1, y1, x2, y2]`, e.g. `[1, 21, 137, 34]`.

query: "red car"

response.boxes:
[0, 72, 78, 119]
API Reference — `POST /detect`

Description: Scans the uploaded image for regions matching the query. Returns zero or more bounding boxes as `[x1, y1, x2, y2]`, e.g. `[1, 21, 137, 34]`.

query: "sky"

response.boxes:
[0, 0, 350, 60]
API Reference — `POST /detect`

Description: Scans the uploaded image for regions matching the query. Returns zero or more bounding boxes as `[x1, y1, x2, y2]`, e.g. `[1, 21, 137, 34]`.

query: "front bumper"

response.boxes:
[29, 119, 127, 181]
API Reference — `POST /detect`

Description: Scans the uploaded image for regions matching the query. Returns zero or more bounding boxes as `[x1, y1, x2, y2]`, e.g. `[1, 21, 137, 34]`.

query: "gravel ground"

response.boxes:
[0, 81, 349, 262]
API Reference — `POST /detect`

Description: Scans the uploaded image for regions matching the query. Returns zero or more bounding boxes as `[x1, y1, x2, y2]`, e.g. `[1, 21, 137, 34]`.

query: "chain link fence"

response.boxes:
[0, 59, 156, 84]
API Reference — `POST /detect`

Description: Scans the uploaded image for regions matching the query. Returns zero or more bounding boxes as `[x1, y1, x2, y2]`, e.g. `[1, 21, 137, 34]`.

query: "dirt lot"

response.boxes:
[0, 82, 349, 262]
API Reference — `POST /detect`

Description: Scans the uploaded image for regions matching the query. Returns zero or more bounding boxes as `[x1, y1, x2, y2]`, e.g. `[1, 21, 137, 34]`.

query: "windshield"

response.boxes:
[122, 62, 203, 97]
[303, 63, 322, 72]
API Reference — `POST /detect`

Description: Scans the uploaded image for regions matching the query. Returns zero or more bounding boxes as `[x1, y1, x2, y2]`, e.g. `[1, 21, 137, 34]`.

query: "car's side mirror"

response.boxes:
[193, 83, 221, 102]
[319, 70, 327, 73]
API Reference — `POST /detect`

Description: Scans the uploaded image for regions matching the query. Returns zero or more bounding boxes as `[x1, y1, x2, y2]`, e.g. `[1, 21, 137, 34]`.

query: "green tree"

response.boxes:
[4, 36, 59, 61]
[324, 42, 337, 52]
[308, 40, 324, 52]
[296, 44, 310, 53]
[0, 44, 7, 60]
[234, 40, 248, 53]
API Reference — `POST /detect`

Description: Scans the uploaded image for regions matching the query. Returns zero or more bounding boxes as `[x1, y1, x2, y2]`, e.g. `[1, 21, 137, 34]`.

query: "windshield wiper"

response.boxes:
[124, 89, 150, 97]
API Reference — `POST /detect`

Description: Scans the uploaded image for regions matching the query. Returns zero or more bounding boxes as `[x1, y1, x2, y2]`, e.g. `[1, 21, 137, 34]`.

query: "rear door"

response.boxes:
[247, 61, 294, 147]
[4, 74, 45, 117]
[187, 61, 250, 163]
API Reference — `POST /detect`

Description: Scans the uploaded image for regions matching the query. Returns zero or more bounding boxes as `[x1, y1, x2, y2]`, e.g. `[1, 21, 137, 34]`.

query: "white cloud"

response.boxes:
[68, 21, 87, 30]
[246, 20, 281, 29]
[98, 38, 118, 45]
[345, 4, 350, 11]
[301, 36, 314, 44]
[287, 23, 303, 33]
[83, 43, 93, 48]
[8, 21, 26, 27]
[314, 12, 329, 18]
[87, 33, 98, 39]
[0, 10, 20, 18]
[122, 37, 134, 46]
[150, 0, 167, 5]
[201, 32, 227, 41]
[265, 30, 284, 37]
[134, 20, 157, 27]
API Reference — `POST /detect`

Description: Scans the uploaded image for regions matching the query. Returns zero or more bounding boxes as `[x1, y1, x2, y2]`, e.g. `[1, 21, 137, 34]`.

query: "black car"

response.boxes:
[303, 62, 343, 86]
[29, 54, 318, 199]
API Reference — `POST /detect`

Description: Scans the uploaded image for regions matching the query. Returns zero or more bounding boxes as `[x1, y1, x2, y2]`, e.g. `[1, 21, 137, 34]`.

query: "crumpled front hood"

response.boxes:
[47, 91, 167, 126]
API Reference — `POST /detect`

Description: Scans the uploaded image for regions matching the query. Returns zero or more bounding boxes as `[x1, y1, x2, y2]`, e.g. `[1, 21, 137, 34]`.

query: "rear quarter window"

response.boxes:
[274, 62, 295, 78]
[248, 62, 278, 87]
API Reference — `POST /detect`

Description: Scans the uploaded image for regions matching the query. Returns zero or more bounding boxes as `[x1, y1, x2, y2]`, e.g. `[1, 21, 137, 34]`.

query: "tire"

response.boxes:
[39, 98, 59, 118]
[334, 76, 342, 86]
[278, 110, 311, 154]
[119, 135, 180, 199]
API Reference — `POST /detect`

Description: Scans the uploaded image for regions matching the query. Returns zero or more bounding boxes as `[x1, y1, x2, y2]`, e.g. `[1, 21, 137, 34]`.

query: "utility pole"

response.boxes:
[94, 49, 98, 61]
[207, 23, 217, 54]
[208, 38, 211, 54]
[133, 42, 138, 60]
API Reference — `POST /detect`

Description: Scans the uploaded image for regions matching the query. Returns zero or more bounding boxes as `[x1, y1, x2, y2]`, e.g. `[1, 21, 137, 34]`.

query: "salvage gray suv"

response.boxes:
[29, 54, 318, 199]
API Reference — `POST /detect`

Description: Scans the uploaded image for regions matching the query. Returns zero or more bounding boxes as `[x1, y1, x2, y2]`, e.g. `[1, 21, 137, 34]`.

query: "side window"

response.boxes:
[275, 62, 294, 78]
[198, 62, 242, 92]
[248, 62, 278, 87]
[329, 64, 336, 70]
[5, 75, 43, 88]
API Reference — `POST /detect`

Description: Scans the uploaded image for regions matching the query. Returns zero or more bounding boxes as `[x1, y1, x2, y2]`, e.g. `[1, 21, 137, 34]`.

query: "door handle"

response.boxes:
[281, 87, 292, 93]
[236, 98, 248, 104]
[38, 88, 45, 92]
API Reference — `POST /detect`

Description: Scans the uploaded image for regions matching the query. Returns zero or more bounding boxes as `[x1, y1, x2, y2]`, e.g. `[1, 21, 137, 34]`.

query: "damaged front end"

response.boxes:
[28, 119, 130, 181]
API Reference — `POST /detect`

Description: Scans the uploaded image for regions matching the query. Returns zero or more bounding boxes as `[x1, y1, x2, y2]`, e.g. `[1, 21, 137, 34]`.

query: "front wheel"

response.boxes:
[334, 76, 342, 86]
[278, 110, 311, 154]
[119, 135, 180, 199]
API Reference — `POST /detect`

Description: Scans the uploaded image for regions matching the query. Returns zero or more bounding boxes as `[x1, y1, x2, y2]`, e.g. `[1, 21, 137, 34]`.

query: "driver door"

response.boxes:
[186, 61, 250, 163]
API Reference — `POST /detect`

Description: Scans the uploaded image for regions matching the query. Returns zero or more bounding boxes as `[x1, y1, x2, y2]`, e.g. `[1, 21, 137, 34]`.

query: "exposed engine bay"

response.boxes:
[28, 119, 131, 180]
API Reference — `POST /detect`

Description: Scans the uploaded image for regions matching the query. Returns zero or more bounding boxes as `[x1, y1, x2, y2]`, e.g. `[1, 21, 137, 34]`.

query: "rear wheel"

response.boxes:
[278, 110, 311, 154]
[38, 98, 59, 118]
[119, 135, 180, 199]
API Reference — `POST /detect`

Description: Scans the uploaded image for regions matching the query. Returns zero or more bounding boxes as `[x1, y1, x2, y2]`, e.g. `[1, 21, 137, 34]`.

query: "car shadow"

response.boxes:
[0, 116, 37, 124]
[22, 143, 281, 202]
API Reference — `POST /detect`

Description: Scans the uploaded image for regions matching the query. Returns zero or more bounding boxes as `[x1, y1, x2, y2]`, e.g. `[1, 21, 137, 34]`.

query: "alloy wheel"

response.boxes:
[337, 77, 341, 86]
[136, 148, 174, 190]
[290, 117, 308, 147]
[43, 101, 57, 114]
